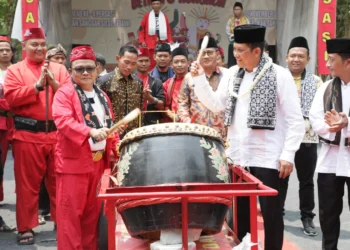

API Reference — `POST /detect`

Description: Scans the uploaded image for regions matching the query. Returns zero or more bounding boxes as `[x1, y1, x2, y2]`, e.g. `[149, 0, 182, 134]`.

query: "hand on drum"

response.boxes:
[279, 160, 293, 179]
[89, 128, 109, 141]
[190, 61, 204, 77]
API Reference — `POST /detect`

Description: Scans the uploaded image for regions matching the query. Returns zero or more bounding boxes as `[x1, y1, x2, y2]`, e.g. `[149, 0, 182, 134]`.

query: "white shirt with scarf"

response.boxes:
[84, 89, 107, 151]
[309, 79, 350, 177]
[193, 64, 305, 170]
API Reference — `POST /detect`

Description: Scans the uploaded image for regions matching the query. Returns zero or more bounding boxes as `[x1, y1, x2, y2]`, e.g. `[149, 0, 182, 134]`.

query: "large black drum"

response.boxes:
[116, 123, 231, 239]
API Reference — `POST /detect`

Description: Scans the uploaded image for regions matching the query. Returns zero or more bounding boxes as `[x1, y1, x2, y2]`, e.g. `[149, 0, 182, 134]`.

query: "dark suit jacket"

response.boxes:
[144, 74, 165, 125]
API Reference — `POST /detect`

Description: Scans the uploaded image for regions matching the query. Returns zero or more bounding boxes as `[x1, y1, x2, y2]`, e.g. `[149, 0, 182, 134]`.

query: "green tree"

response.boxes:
[337, 0, 350, 37]
[0, 0, 17, 35]
[0, 0, 21, 61]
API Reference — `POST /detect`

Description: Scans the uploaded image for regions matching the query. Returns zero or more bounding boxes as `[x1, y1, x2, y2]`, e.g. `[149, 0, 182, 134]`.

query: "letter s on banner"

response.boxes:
[317, 0, 336, 75]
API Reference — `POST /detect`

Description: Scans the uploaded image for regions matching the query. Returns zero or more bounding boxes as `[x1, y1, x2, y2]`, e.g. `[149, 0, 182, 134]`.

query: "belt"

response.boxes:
[14, 116, 57, 133]
[92, 150, 104, 162]
[0, 110, 14, 117]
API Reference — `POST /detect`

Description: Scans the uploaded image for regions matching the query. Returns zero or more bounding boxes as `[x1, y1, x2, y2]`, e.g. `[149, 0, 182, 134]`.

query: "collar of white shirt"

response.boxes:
[244, 66, 258, 73]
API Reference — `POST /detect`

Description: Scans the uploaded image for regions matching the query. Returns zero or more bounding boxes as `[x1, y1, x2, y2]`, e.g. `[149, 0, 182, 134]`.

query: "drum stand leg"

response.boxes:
[249, 196, 258, 250]
[107, 201, 116, 250]
[181, 186, 189, 250]
[232, 169, 239, 236]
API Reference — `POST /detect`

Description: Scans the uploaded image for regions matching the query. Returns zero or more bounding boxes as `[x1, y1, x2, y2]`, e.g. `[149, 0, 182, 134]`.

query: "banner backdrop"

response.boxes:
[317, 0, 336, 75]
[22, 0, 39, 58]
[72, 0, 276, 63]
[22, 0, 39, 31]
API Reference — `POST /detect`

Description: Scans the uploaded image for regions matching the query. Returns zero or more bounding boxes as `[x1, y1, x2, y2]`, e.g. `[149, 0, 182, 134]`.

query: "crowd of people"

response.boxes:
[0, 1, 349, 250]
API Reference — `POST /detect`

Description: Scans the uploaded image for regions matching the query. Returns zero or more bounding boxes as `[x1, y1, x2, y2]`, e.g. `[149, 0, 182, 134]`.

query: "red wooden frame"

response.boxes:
[98, 166, 278, 250]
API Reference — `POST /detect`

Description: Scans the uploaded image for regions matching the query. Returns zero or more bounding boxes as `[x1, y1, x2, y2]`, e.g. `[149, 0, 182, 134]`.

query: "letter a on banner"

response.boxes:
[317, 0, 336, 74]
[22, 0, 39, 57]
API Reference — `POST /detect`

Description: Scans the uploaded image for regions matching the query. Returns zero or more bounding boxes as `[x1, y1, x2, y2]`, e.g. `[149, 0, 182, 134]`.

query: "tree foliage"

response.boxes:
[0, 0, 21, 61]
[0, 0, 17, 35]
[337, 0, 350, 37]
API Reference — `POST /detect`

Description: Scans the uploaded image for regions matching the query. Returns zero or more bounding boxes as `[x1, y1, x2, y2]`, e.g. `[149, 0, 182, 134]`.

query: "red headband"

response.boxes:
[0, 36, 11, 43]
[70, 46, 96, 62]
[22, 28, 45, 41]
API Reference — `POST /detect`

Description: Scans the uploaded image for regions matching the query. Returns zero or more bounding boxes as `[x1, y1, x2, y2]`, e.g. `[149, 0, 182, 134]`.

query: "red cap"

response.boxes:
[22, 28, 45, 41]
[137, 47, 150, 58]
[218, 46, 224, 56]
[0, 36, 11, 44]
[70, 46, 96, 62]
[128, 32, 135, 38]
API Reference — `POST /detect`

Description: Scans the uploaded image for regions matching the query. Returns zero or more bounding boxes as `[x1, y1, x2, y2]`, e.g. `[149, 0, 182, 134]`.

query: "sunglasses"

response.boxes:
[73, 67, 96, 74]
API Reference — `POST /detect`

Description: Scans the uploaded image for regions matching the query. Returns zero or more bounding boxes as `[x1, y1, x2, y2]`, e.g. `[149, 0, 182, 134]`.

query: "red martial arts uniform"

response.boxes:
[138, 12, 173, 70]
[53, 82, 118, 250]
[162, 76, 183, 123]
[0, 70, 13, 202]
[4, 58, 71, 232]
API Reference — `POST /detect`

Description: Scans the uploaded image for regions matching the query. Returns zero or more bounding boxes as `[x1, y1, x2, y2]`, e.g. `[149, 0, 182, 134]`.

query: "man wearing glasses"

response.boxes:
[177, 37, 228, 139]
[53, 45, 118, 250]
[4, 27, 71, 245]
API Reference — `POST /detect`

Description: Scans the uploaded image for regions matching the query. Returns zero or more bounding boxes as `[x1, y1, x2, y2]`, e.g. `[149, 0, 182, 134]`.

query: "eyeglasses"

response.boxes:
[73, 67, 96, 74]
[202, 50, 217, 57]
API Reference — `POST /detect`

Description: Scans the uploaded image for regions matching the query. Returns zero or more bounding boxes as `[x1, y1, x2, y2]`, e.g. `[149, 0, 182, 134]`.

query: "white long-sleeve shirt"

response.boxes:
[193, 64, 305, 170]
[309, 79, 350, 177]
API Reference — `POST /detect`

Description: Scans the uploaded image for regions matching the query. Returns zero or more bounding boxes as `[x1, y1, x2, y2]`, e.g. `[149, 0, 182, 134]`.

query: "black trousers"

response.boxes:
[318, 173, 350, 250]
[279, 143, 317, 219]
[227, 43, 237, 68]
[236, 167, 284, 250]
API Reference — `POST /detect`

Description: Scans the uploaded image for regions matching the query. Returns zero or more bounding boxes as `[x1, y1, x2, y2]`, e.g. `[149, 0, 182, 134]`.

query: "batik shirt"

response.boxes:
[177, 67, 228, 139]
[97, 68, 143, 134]
[294, 73, 323, 143]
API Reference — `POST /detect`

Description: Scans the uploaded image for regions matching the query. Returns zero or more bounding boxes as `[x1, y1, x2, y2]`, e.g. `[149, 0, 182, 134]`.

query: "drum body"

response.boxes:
[116, 123, 231, 239]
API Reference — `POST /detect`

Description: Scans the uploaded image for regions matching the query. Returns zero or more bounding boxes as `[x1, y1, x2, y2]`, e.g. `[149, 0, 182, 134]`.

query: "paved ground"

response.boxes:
[283, 169, 350, 250]
[0, 150, 349, 249]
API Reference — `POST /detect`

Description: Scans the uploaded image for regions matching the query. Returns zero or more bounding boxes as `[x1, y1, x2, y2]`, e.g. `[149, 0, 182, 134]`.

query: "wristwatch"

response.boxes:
[35, 83, 44, 91]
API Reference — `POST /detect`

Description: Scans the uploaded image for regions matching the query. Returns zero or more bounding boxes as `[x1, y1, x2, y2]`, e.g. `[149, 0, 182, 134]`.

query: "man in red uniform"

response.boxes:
[162, 47, 189, 122]
[38, 43, 68, 225]
[0, 35, 14, 203]
[136, 47, 165, 125]
[4, 27, 71, 244]
[138, 0, 173, 70]
[53, 46, 118, 250]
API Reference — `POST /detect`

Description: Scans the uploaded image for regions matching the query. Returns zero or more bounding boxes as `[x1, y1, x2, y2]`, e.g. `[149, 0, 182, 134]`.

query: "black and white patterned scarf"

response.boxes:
[297, 69, 318, 118]
[320, 77, 350, 146]
[74, 82, 113, 143]
[224, 54, 277, 130]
